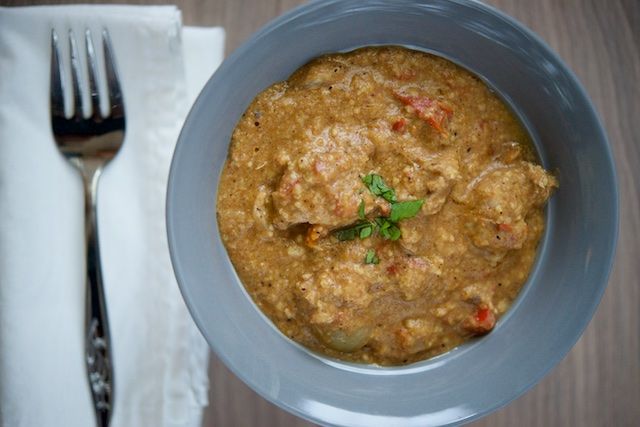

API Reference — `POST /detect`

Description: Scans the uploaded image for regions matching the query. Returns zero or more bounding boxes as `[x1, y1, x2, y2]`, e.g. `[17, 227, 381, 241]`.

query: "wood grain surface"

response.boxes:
[2, 0, 637, 425]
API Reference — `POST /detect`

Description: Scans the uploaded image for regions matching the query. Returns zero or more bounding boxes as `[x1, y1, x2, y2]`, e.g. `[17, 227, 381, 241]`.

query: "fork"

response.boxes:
[50, 28, 125, 427]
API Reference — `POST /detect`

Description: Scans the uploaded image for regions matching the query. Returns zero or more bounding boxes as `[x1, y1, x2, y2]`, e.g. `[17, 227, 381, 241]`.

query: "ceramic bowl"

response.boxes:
[167, 1, 618, 425]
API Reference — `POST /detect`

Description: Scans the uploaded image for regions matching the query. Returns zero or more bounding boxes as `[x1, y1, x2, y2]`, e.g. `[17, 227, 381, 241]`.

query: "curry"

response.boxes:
[217, 46, 556, 365]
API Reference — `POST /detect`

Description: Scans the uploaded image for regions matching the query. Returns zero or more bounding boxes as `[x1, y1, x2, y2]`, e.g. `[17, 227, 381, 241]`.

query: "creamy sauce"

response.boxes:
[217, 46, 556, 365]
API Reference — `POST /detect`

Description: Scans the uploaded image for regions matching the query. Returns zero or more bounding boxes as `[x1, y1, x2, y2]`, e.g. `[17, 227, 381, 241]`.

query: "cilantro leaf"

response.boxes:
[389, 199, 424, 222]
[334, 221, 374, 241]
[335, 175, 422, 244]
[388, 224, 402, 240]
[376, 217, 402, 241]
[360, 225, 373, 239]
[362, 174, 396, 202]
[334, 227, 359, 241]
[364, 249, 379, 264]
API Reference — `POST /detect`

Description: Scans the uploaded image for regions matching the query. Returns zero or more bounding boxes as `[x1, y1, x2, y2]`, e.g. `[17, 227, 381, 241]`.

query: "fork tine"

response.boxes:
[85, 29, 101, 119]
[102, 30, 124, 119]
[50, 30, 66, 119]
[69, 30, 84, 119]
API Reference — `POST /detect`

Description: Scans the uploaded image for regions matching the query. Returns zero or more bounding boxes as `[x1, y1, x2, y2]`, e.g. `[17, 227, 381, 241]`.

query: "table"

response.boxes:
[5, 0, 638, 425]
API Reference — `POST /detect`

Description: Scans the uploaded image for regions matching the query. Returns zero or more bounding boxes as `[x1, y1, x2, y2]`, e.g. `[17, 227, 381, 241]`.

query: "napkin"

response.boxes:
[0, 6, 224, 427]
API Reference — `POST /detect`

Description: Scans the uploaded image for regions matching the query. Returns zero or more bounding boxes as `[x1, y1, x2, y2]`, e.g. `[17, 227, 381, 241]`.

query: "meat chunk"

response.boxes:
[296, 263, 375, 325]
[289, 59, 346, 89]
[385, 255, 441, 301]
[472, 162, 557, 224]
[295, 262, 376, 352]
[467, 217, 529, 250]
[398, 145, 461, 215]
[463, 307, 496, 335]
[271, 125, 374, 229]
[391, 317, 442, 356]
[465, 161, 556, 224]
[456, 283, 498, 335]
[455, 160, 556, 251]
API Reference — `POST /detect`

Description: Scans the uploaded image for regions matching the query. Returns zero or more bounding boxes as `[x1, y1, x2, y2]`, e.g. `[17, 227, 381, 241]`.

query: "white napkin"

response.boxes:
[0, 6, 224, 427]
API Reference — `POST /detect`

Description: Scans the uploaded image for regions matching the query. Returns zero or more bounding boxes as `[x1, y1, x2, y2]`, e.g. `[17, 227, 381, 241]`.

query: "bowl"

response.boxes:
[166, 0, 618, 425]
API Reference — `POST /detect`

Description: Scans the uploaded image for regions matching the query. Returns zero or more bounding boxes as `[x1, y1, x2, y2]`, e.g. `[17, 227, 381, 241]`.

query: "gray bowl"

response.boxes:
[166, 0, 618, 425]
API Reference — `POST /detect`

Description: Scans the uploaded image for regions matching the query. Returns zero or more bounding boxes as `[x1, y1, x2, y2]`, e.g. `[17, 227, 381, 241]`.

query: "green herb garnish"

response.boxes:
[364, 249, 379, 264]
[333, 174, 423, 243]
[334, 221, 374, 241]
[358, 200, 366, 220]
[376, 217, 402, 241]
[359, 225, 373, 239]
[389, 199, 425, 222]
[362, 174, 396, 203]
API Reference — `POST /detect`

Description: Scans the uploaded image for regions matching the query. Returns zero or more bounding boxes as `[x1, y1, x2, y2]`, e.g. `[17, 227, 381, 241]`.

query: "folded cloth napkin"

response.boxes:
[0, 6, 224, 427]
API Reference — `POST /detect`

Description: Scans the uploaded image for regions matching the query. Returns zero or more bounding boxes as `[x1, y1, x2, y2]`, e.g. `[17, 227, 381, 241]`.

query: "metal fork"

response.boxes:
[50, 28, 125, 427]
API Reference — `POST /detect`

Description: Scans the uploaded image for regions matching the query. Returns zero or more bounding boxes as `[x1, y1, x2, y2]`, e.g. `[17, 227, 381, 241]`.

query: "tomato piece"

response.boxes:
[392, 118, 407, 132]
[305, 224, 328, 246]
[464, 306, 496, 335]
[476, 308, 490, 322]
[395, 93, 453, 134]
[497, 223, 512, 232]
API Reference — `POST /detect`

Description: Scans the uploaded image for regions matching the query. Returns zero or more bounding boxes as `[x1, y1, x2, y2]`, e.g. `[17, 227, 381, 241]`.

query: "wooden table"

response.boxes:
[5, 0, 638, 425]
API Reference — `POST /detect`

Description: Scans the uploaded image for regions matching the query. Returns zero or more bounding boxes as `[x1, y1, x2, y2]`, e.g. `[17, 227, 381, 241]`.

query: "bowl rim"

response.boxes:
[167, 0, 619, 425]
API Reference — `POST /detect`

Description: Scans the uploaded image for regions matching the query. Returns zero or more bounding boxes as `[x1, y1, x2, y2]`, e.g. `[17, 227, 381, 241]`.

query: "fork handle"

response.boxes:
[83, 164, 114, 427]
